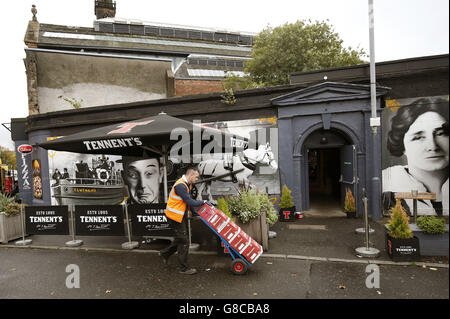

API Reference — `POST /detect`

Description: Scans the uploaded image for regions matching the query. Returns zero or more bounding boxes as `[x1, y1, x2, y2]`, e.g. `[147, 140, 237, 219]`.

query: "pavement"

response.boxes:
[1, 210, 448, 268]
[1, 208, 449, 301]
[0, 247, 448, 300]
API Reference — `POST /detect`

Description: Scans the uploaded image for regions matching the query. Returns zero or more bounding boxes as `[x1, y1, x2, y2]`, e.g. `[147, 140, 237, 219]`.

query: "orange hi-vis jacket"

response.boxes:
[165, 177, 192, 223]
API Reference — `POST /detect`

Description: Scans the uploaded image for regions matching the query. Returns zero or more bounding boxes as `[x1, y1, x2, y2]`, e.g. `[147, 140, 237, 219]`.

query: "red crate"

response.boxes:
[198, 203, 263, 264]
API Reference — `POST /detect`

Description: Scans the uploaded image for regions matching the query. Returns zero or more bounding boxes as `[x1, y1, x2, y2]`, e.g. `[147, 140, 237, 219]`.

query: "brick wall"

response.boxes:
[175, 79, 224, 97]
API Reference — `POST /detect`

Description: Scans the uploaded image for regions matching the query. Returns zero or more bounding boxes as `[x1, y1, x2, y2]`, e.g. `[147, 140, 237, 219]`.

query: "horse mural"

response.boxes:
[194, 143, 278, 203]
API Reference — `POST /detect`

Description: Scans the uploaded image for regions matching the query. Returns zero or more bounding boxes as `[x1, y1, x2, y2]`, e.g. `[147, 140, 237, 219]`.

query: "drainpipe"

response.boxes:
[368, 0, 382, 220]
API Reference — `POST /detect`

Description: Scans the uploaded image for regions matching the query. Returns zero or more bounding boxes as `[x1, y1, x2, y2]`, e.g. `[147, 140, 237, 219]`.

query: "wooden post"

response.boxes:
[411, 190, 418, 223]
[260, 210, 269, 251]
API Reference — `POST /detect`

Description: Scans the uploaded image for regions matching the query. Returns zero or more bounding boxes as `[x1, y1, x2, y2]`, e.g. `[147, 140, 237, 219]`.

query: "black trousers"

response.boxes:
[160, 216, 190, 270]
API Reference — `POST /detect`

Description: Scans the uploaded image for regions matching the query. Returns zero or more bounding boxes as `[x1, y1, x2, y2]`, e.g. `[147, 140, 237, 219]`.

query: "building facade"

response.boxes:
[12, 54, 449, 220]
[23, 2, 254, 115]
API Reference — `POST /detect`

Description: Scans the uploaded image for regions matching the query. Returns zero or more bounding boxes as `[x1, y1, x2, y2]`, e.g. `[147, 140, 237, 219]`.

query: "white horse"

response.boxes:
[195, 143, 278, 202]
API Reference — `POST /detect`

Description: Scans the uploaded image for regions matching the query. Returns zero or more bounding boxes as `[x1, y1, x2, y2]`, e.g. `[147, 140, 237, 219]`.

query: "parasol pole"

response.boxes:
[162, 144, 168, 202]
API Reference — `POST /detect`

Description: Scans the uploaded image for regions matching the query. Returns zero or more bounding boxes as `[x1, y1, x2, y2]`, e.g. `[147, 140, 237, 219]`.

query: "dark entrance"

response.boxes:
[308, 148, 341, 204]
[304, 128, 354, 215]
[308, 148, 340, 200]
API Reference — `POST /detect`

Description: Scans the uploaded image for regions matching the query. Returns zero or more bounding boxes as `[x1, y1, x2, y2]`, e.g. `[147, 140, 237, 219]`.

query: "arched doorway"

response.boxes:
[303, 128, 355, 217]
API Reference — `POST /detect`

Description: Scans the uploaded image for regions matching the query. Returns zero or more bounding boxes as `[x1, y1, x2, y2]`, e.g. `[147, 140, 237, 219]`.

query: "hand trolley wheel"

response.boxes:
[231, 258, 248, 275]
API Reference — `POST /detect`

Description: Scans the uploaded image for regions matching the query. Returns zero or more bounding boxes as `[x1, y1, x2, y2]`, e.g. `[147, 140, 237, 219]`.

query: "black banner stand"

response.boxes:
[15, 204, 32, 246]
[121, 203, 139, 250]
[65, 204, 83, 247]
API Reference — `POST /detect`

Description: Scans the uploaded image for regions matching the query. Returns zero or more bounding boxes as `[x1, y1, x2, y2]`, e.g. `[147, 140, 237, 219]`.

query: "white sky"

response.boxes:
[0, 0, 448, 149]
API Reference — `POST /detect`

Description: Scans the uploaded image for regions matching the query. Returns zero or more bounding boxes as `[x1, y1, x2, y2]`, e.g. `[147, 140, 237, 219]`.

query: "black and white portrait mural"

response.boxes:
[119, 156, 164, 204]
[382, 96, 449, 216]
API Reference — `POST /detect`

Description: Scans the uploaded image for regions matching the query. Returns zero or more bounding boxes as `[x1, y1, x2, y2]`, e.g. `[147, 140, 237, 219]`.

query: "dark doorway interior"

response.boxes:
[308, 148, 341, 207]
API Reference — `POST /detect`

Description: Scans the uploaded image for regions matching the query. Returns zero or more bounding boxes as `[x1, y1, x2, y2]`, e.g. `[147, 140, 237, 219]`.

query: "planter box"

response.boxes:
[410, 224, 449, 257]
[279, 206, 296, 222]
[346, 211, 357, 219]
[386, 233, 420, 262]
[235, 210, 269, 251]
[0, 213, 24, 244]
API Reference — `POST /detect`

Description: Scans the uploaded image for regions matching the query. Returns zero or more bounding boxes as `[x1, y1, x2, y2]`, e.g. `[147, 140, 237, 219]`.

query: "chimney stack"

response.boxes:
[95, 0, 116, 19]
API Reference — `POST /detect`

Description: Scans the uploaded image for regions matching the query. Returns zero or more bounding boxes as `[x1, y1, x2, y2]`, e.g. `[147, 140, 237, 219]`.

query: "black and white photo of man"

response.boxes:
[121, 156, 164, 204]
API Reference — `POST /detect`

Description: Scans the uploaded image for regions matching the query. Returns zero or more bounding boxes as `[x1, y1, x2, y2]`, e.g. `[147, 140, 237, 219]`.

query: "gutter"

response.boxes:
[25, 47, 173, 63]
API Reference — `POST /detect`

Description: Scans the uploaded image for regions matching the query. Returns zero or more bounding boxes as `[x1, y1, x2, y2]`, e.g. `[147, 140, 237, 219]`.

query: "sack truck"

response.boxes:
[196, 202, 263, 275]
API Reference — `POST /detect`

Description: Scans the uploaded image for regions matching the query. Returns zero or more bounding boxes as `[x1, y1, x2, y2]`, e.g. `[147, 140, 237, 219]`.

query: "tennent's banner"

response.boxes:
[75, 205, 124, 236]
[25, 206, 70, 235]
[128, 204, 173, 237]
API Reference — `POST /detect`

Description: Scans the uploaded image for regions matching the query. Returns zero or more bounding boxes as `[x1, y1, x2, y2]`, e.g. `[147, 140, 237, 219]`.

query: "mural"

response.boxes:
[382, 96, 449, 216]
[47, 151, 124, 206]
[119, 156, 164, 204]
[172, 118, 279, 200]
[45, 118, 280, 206]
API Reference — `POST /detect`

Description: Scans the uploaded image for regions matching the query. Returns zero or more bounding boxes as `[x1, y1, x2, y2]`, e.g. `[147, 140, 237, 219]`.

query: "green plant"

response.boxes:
[0, 193, 21, 217]
[416, 216, 447, 235]
[225, 189, 279, 226]
[344, 188, 356, 212]
[0, 146, 17, 170]
[223, 74, 260, 91]
[59, 95, 83, 109]
[258, 192, 278, 226]
[279, 185, 294, 209]
[226, 189, 261, 224]
[220, 88, 236, 105]
[387, 200, 413, 239]
[246, 19, 366, 86]
[217, 197, 235, 223]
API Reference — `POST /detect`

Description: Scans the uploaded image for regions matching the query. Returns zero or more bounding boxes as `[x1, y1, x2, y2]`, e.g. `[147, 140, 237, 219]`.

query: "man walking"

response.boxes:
[159, 167, 205, 275]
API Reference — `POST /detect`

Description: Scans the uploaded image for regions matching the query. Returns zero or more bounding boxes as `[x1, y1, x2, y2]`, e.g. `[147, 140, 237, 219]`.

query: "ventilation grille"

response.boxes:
[97, 21, 254, 45]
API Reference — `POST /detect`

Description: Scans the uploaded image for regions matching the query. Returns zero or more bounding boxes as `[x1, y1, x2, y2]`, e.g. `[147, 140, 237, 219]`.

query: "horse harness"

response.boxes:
[238, 153, 257, 171]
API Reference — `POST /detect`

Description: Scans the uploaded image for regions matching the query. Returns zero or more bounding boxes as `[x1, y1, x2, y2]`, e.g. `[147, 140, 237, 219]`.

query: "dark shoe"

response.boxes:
[179, 268, 197, 275]
[158, 252, 169, 265]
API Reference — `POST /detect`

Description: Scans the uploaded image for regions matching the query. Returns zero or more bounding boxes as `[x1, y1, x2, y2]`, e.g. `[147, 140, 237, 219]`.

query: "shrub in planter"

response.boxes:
[0, 194, 21, 217]
[279, 185, 295, 222]
[226, 189, 261, 224]
[216, 197, 235, 223]
[416, 216, 447, 235]
[225, 189, 270, 250]
[0, 194, 24, 244]
[257, 192, 278, 227]
[411, 216, 449, 256]
[386, 200, 420, 261]
[344, 188, 356, 218]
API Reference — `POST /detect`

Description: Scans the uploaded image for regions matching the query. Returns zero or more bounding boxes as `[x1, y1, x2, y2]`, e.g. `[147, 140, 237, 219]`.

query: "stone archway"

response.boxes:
[274, 82, 388, 220]
[294, 121, 364, 214]
[301, 126, 354, 216]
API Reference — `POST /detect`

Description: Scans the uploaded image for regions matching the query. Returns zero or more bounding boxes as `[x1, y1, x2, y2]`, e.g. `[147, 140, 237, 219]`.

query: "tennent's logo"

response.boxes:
[282, 211, 291, 220]
[107, 120, 154, 135]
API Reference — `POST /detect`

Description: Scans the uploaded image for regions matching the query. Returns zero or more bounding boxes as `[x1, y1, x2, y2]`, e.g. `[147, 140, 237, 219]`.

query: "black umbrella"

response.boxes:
[39, 112, 252, 200]
[39, 112, 249, 155]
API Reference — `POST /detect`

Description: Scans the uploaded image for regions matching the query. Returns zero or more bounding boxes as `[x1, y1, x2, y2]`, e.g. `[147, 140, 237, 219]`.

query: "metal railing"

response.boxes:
[52, 177, 122, 187]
